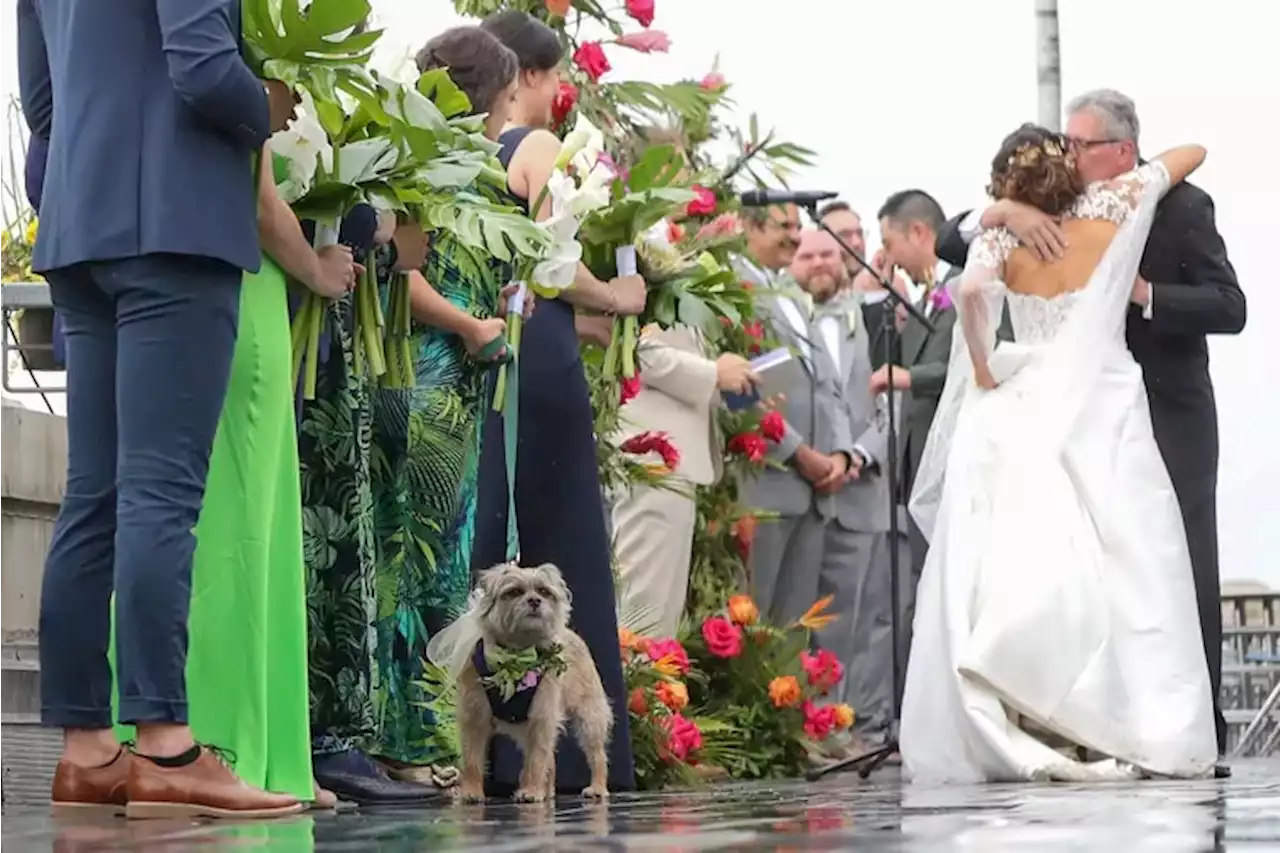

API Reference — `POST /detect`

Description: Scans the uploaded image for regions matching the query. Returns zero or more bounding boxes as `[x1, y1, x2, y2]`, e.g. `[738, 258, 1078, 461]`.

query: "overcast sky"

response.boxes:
[2, 0, 1275, 587]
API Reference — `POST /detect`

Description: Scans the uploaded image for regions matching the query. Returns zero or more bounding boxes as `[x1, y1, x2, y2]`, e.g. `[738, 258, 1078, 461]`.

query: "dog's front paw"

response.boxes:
[454, 784, 485, 804]
[581, 785, 609, 800]
[513, 787, 546, 804]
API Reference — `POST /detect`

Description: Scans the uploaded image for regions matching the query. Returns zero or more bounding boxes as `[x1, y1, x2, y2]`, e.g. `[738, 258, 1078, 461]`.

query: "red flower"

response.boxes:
[700, 71, 727, 91]
[544, 0, 571, 15]
[660, 713, 702, 763]
[620, 430, 680, 471]
[645, 637, 690, 675]
[701, 615, 744, 658]
[801, 649, 844, 694]
[801, 701, 837, 741]
[685, 185, 717, 217]
[759, 410, 785, 443]
[727, 431, 768, 463]
[572, 42, 611, 82]
[625, 0, 656, 27]
[551, 81, 578, 128]
[616, 30, 670, 53]
[743, 320, 764, 340]
[628, 687, 648, 715]
[619, 375, 642, 405]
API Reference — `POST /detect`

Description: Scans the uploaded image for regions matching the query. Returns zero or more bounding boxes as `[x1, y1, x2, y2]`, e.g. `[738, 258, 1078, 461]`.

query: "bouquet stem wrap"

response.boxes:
[606, 244, 639, 378]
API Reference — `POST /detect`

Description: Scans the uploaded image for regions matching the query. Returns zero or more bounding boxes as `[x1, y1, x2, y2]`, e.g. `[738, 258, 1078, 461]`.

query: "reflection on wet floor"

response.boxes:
[3, 759, 1279, 851]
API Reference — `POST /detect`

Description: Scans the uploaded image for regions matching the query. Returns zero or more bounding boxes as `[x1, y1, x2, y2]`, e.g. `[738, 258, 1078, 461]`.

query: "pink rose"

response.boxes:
[699, 71, 727, 92]
[685, 185, 717, 217]
[660, 713, 702, 762]
[701, 615, 744, 658]
[801, 649, 844, 694]
[694, 212, 741, 241]
[802, 701, 837, 741]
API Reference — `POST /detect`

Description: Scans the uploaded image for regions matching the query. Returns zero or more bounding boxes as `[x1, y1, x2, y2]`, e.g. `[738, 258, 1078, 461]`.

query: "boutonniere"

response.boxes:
[843, 307, 860, 335]
[930, 286, 953, 313]
[479, 642, 568, 701]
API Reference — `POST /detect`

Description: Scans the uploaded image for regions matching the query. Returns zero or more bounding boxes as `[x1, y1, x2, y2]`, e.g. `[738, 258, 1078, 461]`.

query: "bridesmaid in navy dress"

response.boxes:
[472, 11, 647, 795]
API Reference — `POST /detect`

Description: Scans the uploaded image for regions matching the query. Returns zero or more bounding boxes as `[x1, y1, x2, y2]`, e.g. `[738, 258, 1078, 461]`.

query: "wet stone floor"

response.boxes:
[4, 759, 1279, 852]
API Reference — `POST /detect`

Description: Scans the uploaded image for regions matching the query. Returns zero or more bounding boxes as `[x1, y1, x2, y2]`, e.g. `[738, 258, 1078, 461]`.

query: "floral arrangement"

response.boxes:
[620, 593, 855, 789]
[2, 99, 39, 284]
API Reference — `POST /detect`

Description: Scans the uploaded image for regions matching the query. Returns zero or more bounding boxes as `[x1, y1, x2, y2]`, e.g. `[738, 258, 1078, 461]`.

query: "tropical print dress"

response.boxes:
[299, 292, 380, 756]
[368, 235, 503, 765]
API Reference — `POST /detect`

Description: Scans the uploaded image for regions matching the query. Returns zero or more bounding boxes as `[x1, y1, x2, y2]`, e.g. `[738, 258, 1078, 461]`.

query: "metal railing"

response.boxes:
[1223, 593, 1280, 756]
[1, 281, 63, 413]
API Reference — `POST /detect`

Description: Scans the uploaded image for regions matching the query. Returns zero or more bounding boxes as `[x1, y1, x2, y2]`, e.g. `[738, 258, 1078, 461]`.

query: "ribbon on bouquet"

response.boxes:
[501, 281, 527, 562]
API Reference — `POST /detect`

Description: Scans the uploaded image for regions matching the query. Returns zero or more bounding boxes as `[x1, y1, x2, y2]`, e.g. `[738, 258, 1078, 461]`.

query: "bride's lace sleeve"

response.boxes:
[1076, 161, 1173, 223]
[955, 227, 1013, 384]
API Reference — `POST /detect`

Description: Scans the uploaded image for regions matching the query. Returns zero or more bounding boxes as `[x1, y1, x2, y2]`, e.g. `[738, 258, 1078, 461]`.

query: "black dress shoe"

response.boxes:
[1214, 763, 1232, 779]
[312, 749, 440, 805]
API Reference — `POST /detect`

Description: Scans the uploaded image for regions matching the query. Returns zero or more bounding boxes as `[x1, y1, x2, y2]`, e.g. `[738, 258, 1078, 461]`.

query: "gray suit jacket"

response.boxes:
[899, 264, 961, 493]
[19, 0, 271, 274]
[816, 295, 891, 533]
[743, 288, 855, 520]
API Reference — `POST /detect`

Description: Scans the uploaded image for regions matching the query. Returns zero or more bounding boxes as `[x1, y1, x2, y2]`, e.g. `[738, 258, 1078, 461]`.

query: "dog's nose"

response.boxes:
[526, 596, 542, 611]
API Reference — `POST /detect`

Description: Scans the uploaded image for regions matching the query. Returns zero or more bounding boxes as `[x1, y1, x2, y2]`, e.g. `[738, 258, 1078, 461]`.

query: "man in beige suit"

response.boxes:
[611, 325, 757, 636]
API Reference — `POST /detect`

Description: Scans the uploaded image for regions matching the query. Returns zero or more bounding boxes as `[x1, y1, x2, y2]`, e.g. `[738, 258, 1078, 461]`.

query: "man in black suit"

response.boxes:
[934, 89, 1246, 770]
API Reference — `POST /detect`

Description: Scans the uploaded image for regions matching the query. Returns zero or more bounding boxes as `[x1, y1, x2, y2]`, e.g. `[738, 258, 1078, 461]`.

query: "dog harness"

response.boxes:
[472, 640, 544, 724]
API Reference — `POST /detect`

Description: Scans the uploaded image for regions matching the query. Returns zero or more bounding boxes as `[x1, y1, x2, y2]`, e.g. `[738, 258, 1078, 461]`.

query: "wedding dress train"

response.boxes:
[901, 161, 1218, 783]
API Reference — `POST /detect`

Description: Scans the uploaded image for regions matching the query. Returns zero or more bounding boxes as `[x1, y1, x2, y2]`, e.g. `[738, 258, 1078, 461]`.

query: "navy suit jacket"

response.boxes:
[18, 0, 271, 274]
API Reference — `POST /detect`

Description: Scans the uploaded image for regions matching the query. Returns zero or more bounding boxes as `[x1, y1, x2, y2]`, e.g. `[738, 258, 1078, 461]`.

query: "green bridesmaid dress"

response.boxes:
[114, 257, 313, 800]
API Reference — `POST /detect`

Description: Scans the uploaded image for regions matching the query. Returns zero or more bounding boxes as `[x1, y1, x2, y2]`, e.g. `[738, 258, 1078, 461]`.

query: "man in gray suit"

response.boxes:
[742, 230, 860, 635]
[20, 0, 298, 815]
[868, 190, 958, 704]
[786, 231, 891, 716]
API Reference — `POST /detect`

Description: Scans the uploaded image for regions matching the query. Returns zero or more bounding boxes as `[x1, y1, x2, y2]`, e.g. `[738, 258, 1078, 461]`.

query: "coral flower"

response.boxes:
[768, 675, 801, 708]
[726, 594, 758, 627]
[655, 680, 689, 712]
[628, 687, 648, 715]
[832, 703, 855, 730]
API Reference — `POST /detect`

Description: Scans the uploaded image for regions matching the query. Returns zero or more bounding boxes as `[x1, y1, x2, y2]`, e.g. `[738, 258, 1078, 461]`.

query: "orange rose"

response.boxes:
[727, 594, 759, 627]
[832, 703, 855, 730]
[619, 626, 638, 650]
[655, 680, 689, 712]
[628, 688, 648, 715]
[768, 675, 801, 708]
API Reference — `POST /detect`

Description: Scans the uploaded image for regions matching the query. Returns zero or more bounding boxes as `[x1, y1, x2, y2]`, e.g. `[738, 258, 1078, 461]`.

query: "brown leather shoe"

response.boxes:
[51, 749, 131, 817]
[125, 747, 303, 820]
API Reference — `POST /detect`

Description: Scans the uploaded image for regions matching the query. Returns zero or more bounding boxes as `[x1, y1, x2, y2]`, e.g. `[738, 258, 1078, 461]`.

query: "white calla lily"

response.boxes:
[269, 96, 333, 203]
[553, 114, 604, 172]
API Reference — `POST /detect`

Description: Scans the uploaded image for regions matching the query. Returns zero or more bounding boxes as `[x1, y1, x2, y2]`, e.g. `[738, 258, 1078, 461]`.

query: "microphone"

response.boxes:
[739, 188, 838, 207]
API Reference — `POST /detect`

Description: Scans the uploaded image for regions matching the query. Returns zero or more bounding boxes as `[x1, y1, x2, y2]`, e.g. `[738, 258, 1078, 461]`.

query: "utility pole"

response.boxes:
[1035, 0, 1061, 130]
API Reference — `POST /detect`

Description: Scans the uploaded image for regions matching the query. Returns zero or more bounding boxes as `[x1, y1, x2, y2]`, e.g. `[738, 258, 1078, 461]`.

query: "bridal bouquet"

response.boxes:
[491, 115, 613, 412]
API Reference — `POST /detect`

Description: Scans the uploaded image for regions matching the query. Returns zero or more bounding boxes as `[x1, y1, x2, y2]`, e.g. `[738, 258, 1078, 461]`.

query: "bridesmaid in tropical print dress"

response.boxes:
[367, 27, 526, 779]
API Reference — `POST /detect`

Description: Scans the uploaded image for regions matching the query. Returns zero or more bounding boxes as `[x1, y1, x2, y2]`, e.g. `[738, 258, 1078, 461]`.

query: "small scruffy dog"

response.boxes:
[456, 562, 612, 803]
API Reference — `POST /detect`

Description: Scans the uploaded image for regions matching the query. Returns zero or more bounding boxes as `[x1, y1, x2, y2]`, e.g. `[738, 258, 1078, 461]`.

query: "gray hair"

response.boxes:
[1067, 89, 1140, 144]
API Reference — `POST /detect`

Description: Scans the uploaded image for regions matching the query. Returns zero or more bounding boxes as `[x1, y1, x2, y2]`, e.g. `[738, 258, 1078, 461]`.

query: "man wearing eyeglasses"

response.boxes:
[934, 88, 1246, 778]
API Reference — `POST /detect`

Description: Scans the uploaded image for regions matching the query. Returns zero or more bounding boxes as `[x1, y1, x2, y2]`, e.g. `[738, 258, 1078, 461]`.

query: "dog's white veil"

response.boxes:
[425, 588, 487, 686]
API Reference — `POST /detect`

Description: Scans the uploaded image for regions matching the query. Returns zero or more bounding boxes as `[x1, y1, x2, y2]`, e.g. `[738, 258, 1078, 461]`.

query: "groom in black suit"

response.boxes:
[935, 89, 1246, 769]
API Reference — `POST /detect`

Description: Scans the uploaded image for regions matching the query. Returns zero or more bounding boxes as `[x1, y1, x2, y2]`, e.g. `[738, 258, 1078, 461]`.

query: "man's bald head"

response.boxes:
[790, 229, 848, 302]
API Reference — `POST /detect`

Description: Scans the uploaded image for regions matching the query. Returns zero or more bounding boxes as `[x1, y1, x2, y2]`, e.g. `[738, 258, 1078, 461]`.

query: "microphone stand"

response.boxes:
[798, 202, 935, 781]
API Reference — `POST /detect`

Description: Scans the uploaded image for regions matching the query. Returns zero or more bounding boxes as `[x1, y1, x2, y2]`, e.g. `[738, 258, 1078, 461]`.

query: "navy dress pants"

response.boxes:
[38, 254, 240, 728]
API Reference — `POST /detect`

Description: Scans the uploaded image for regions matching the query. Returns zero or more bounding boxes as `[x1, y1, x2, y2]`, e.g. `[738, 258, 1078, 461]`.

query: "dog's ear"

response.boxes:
[534, 563, 572, 607]
[475, 564, 508, 613]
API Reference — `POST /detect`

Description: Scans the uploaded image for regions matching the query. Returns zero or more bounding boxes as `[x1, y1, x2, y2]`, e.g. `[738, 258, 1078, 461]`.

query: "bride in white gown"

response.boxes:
[900, 124, 1219, 783]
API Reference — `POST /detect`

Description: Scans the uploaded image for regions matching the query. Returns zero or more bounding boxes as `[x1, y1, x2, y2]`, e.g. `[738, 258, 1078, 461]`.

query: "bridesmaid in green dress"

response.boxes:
[368, 27, 525, 778]
[115, 143, 356, 806]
